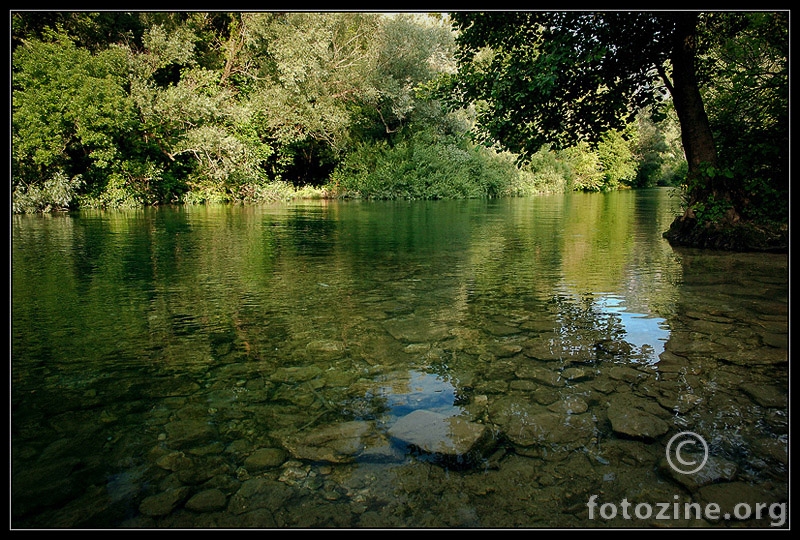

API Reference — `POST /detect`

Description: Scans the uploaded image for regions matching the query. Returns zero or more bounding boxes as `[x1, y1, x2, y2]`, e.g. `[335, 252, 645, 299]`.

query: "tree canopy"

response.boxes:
[447, 11, 788, 250]
[448, 12, 673, 156]
[12, 12, 476, 207]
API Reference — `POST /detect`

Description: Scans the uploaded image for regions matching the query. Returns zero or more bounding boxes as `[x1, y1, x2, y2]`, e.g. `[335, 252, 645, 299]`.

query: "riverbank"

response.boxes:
[663, 215, 789, 253]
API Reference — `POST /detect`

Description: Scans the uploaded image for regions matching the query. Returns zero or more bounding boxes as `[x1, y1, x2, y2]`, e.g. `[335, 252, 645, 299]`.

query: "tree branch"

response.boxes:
[657, 64, 675, 96]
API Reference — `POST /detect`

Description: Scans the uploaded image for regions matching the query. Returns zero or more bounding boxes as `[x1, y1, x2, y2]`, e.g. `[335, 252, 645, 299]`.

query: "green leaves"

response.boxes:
[12, 171, 83, 213]
[449, 12, 672, 158]
[699, 12, 788, 224]
[12, 32, 137, 189]
[691, 194, 732, 225]
[596, 128, 638, 189]
[13, 12, 474, 208]
[698, 163, 734, 180]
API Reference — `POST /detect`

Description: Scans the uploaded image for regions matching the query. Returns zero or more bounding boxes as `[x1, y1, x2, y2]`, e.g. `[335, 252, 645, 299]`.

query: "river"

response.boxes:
[11, 188, 788, 528]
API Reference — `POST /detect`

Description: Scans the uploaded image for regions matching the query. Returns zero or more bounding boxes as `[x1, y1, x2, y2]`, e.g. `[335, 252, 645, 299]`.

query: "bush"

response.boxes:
[328, 129, 524, 200]
[12, 171, 83, 213]
[510, 145, 570, 195]
[236, 180, 321, 203]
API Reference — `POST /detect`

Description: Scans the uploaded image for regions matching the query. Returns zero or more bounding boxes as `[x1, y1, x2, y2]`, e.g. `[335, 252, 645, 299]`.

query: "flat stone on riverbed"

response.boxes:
[606, 396, 671, 440]
[383, 316, 450, 343]
[388, 409, 494, 465]
[138, 487, 191, 517]
[547, 395, 589, 415]
[185, 488, 228, 512]
[739, 382, 787, 408]
[515, 364, 564, 387]
[660, 454, 738, 492]
[164, 419, 218, 449]
[305, 340, 346, 360]
[282, 421, 380, 464]
[244, 447, 287, 473]
[493, 405, 596, 448]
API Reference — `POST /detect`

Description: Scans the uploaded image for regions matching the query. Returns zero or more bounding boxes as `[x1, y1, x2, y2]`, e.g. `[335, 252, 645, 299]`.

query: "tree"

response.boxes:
[359, 13, 457, 140]
[13, 12, 487, 206]
[12, 13, 276, 207]
[11, 11, 145, 53]
[128, 20, 272, 203]
[12, 29, 140, 206]
[630, 106, 686, 188]
[229, 12, 382, 186]
[596, 126, 638, 190]
[699, 12, 788, 225]
[448, 11, 788, 250]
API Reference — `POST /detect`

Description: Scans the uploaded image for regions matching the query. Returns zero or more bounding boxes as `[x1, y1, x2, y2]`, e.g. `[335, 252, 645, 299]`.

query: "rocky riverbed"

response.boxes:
[12, 281, 788, 528]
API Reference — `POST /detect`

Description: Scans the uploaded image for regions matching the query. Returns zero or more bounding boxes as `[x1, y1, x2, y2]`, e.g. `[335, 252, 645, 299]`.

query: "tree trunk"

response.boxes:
[661, 12, 763, 249]
[671, 18, 711, 162]
[670, 13, 729, 211]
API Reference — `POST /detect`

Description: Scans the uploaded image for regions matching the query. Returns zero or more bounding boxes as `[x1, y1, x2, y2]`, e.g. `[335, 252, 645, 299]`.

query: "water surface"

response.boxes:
[12, 189, 788, 528]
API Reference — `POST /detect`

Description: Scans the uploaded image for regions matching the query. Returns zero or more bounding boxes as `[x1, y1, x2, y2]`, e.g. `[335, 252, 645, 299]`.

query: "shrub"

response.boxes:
[328, 129, 524, 200]
[12, 171, 83, 213]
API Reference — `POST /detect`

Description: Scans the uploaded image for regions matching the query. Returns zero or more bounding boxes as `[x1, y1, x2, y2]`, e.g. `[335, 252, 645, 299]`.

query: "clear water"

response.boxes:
[12, 189, 788, 528]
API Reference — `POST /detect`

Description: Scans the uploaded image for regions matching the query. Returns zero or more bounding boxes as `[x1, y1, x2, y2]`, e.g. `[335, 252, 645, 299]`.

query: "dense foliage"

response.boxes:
[12, 11, 685, 213]
[13, 10, 788, 251]
[446, 11, 788, 250]
[698, 12, 789, 225]
[447, 12, 674, 156]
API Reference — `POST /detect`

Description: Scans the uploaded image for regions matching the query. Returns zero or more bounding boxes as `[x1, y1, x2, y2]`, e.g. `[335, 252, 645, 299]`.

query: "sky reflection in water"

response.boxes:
[593, 293, 669, 364]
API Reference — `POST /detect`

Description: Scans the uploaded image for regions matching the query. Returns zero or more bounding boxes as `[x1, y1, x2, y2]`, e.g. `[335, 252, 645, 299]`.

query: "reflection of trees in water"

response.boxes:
[13, 194, 788, 527]
[333, 387, 391, 423]
[284, 207, 338, 257]
[550, 293, 628, 356]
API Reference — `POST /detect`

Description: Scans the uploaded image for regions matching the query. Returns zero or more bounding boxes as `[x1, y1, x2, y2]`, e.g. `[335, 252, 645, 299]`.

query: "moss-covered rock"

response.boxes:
[664, 215, 788, 252]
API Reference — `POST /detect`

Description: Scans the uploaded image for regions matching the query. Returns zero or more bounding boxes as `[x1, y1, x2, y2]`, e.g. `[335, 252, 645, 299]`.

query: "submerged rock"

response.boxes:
[547, 395, 589, 415]
[269, 366, 324, 384]
[383, 316, 450, 343]
[595, 339, 634, 358]
[282, 420, 381, 464]
[305, 340, 347, 361]
[483, 321, 520, 337]
[696, 481, 786, 524]
[514, 364, 565, 387]
[488, 396, 596, 450]
[523, 337, 595, 364]
[509, 411, 594, 448]
[138, 486, 191, 517]
[185, 488, 228, 512]
[164, 419, 218, 449]
[660, 454, 738, 492]
[739, 382, 787, 408]
[488, 343, 523, 358]
[244, 447, 287, 473]
[606, 396, 670, 440]
[227, 477, 294, 516]
[388, 409, 495, 467]
[560, 367, 593, 382]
